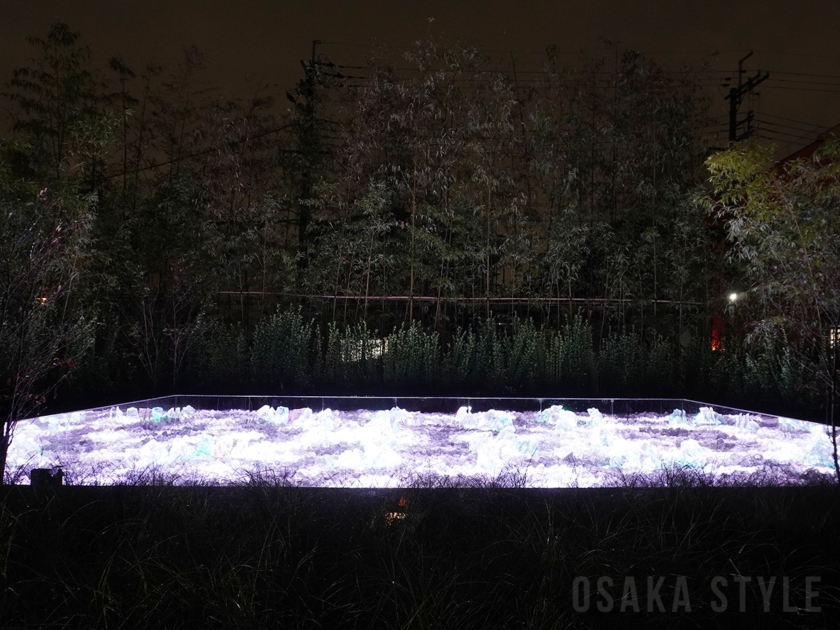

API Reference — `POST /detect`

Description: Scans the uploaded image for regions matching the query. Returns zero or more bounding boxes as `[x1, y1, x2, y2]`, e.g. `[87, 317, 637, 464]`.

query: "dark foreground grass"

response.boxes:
[0, 468, 838, 629]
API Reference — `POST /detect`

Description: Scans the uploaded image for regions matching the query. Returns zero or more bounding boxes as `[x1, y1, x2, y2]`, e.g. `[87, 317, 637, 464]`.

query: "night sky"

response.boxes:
[3, 0, 840, 156]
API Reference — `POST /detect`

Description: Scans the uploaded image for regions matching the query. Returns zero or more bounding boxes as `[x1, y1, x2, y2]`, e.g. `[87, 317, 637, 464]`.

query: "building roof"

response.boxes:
[777, 123, 840, 166]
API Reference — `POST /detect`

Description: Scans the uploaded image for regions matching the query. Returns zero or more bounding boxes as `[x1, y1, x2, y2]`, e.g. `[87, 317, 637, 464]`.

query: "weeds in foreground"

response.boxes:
[0, 466, 838, 629]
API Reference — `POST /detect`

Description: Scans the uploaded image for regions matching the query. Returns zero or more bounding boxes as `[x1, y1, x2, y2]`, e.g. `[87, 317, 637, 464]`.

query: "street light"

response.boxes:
[729, 292, 738, 302]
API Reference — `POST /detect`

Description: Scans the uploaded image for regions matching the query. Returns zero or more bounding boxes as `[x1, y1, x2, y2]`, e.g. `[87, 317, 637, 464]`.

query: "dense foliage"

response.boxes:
[0, 23, 824, 429]
[703, 138, 840, 477]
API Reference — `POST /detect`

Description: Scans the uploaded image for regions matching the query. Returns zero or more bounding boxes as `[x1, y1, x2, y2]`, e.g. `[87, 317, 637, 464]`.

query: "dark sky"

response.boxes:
[3, 0, 840, 156]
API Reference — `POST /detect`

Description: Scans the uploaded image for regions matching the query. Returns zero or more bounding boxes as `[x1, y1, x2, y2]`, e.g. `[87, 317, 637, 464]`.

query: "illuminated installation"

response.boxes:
[7, 397, 835, 487]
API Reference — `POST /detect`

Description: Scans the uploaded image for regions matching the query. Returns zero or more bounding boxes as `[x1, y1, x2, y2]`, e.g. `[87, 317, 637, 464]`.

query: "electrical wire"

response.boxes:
[760, 85, 840, 94]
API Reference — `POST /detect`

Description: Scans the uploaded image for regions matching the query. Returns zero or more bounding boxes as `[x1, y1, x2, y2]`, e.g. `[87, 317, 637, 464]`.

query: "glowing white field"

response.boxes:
[8, 399, 837, 487]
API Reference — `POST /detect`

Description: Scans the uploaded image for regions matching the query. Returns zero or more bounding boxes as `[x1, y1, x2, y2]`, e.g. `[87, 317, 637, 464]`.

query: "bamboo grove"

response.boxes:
[1, 24, 818, 417]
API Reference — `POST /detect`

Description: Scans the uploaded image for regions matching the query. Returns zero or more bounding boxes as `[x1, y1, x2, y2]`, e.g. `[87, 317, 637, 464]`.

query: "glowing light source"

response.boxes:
[8, 399, 835, 488]
[729, 292, 738, 302]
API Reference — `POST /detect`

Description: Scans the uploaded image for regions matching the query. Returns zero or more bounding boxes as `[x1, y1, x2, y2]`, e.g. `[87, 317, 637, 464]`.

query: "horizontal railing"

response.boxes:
[30, 395, 802, 425]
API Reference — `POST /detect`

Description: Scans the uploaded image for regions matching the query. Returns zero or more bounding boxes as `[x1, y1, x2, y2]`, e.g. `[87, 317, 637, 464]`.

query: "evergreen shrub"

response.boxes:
[383, 321, 439, 389]
[323, 321, 382, 389]
[163, 306, 816, 417]
[190, 318, 248, 390]
[599, 328, 644, 395]
[561, 313, 596, 392]
[250, 307, 315, 390]
[645, 333, 674, 395]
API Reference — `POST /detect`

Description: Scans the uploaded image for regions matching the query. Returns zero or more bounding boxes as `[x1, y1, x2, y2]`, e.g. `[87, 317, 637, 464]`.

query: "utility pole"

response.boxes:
[285, 41, 349, 290]
[312, 39, 321, 66]
[724, 52, 769, 143]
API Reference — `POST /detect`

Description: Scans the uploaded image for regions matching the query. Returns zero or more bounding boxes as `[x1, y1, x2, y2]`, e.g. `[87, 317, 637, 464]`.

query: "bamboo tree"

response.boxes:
[3, 22, 98, 182]
[464, 68, 517, 318]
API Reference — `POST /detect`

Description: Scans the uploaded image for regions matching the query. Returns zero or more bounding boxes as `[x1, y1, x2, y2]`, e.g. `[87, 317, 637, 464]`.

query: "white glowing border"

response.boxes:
[9, 396, 836, 488]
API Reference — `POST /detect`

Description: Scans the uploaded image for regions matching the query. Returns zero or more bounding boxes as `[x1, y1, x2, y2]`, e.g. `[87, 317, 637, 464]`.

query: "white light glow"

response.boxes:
[7, 404, 835, 487]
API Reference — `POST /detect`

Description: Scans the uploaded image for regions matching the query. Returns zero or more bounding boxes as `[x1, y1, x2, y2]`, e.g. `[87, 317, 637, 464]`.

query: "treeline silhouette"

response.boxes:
[0, 23, 814, 418]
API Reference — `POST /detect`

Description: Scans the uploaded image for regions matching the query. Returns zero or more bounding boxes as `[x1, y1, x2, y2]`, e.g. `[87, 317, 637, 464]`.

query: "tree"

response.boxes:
[1, 23, 108, 480]
[0, 148, 95, 481]
[528, 47, 713, 337]
[3, 22, 99, 183]
[703, 138, 840, 482]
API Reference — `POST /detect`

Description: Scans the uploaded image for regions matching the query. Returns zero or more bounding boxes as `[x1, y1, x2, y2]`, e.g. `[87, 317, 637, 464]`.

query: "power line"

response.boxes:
[751, 49, 840, 62]
[760, 127, 819, 143]
[768, 70, 840, 80]
[760, 85, 840, 94]
[321, 39, 750, 58]
[94, 45, 832, 186]
[762, 120, 823, 135]
[768, 78, 840, 86]
[761, 113, 828, 129]
[101, 123, 295, 181]
[326, 62, 840, 103]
